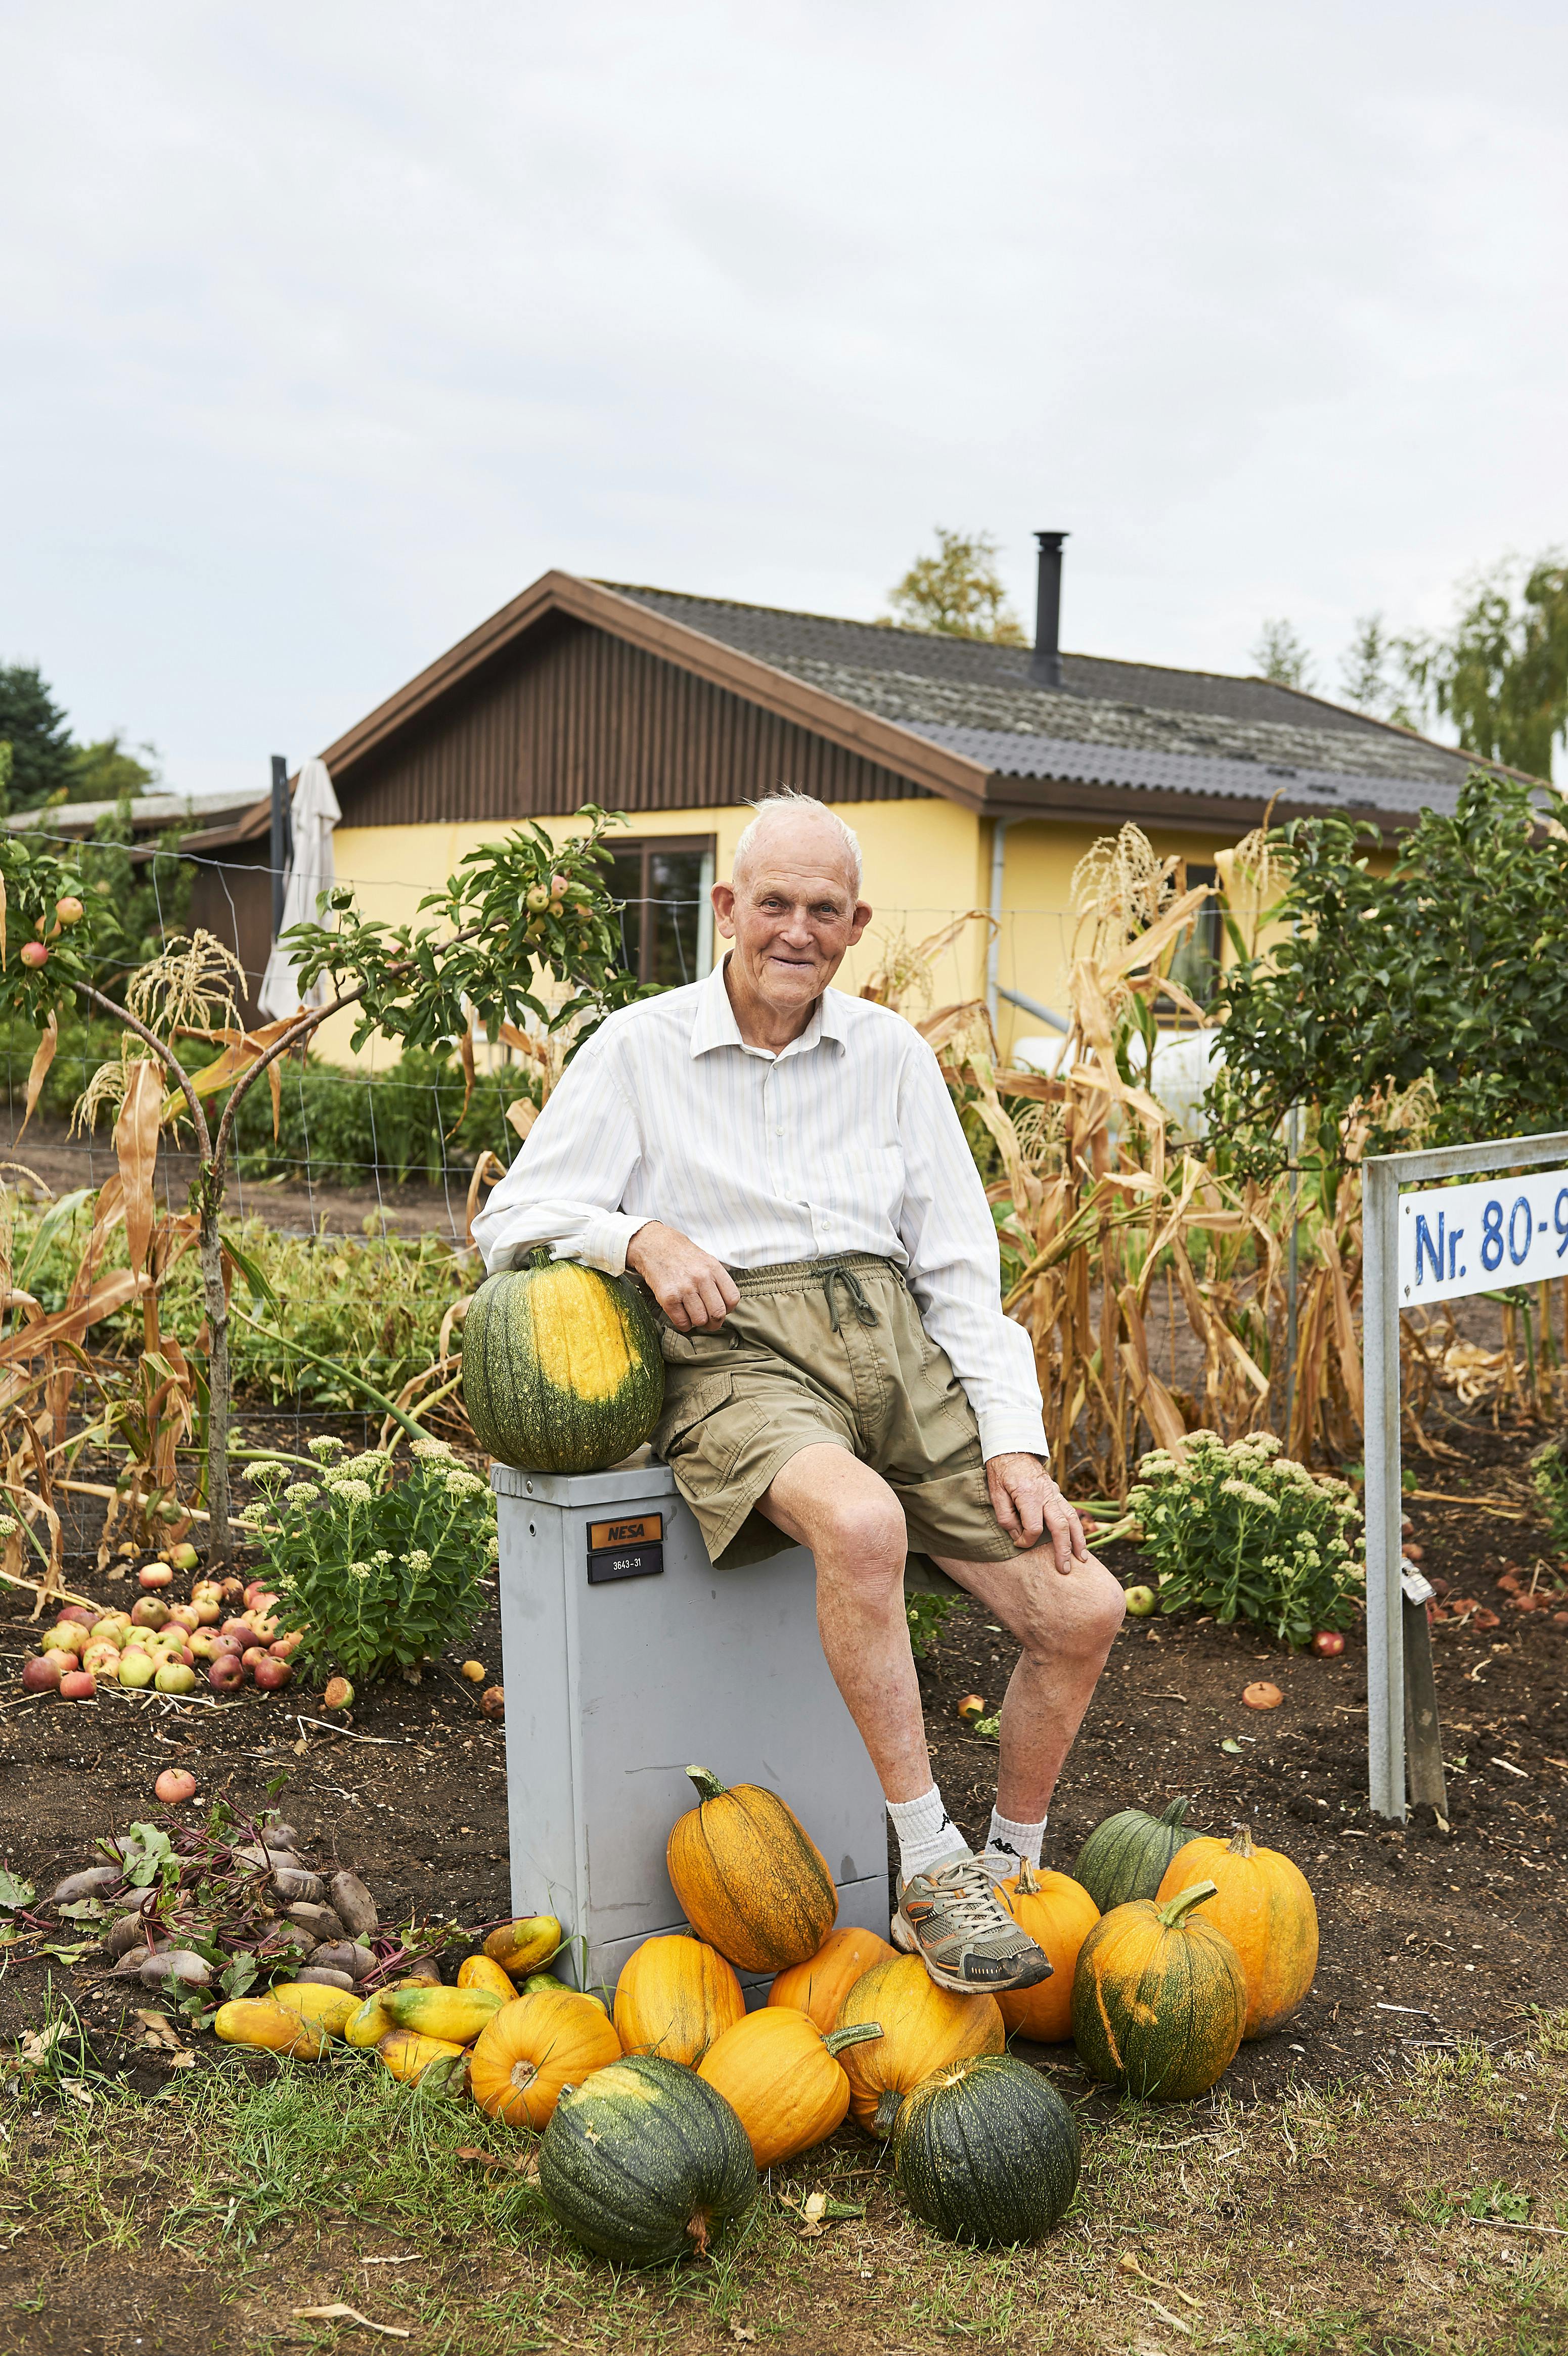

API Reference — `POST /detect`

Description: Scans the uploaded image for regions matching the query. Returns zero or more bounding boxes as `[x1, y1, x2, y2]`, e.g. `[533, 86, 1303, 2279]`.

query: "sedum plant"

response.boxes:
[1126, 1430, 1363, 1647]
[246, 1437, 497, 1682]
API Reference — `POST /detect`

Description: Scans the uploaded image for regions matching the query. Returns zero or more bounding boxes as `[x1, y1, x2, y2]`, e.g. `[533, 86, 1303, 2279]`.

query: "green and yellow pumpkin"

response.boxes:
[891, 2054, 1081, 2244]
[1070, 1879, 1246, 2101]
[461, 1256, 664, 1475]
[1072, 1795, 1197, 1913]
[666, 1765, 837, 1974]
[537, 2054, 757, 2265]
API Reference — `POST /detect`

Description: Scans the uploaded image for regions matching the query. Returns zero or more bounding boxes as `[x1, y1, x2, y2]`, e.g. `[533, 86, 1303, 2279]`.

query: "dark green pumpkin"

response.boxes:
[537, 2053, 756, 2265]
[1070, 1879, 1246, 2101]
[462, 1256, 664, 1475]
[891, 2054, 1081, 2245]
[1071, 1796, 1196, 1913]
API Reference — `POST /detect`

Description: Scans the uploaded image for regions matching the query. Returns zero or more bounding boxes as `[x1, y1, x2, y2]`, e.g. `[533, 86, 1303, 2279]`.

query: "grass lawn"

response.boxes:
[6, 2002, 1567, 2354]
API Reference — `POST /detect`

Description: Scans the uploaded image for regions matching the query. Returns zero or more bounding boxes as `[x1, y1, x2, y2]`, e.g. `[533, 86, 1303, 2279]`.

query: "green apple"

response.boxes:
[1123, 1584, 1159, 1618]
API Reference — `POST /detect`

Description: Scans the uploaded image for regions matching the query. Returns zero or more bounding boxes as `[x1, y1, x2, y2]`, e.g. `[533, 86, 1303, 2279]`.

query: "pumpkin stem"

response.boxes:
[685, 2209, 711, 2258]
[1014, 1857, 1041, 1896]
[872, 2087, 904, 2137]
[824, 2021, 883, 2056]
[1227, 1821, 1256, 1858]
[526, 1246, 553, 1270]
[685, 1765, 729, 1802]
[1153, 1878, 1219, 1929]
[1157, 1796, 1192, 1829]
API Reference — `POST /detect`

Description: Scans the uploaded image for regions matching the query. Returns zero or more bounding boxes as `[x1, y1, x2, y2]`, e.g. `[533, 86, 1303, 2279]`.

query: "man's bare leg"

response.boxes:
[928, 1546, 1126, 1823]
[758, 1445, 931, 1801]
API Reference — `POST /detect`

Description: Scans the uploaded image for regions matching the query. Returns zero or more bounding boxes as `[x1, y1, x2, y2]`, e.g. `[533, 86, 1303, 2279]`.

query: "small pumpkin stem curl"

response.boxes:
[685, 1765, 729, 1802]
[1014, 1857, 1041, 1895]
[823, 2021, 884, 2056]
[1154, 1878, 1219, 1929]
[1227, 1822, 1257, 1857]
[1158, 1796, 1193, 1829]
[686, 2210, 711, 2257]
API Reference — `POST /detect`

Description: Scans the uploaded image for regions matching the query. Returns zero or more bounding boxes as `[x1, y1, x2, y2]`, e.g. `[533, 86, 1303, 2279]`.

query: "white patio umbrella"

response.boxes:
[257, 759, 342, 1023]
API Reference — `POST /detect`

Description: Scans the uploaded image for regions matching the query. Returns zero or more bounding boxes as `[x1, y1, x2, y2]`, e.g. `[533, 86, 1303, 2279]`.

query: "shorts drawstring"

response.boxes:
[824, 1264, 879, 1334]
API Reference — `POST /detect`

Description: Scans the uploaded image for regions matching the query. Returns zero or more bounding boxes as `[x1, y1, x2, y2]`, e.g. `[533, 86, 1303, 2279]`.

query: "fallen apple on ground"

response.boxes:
[1123, 1584, 1158, 1617]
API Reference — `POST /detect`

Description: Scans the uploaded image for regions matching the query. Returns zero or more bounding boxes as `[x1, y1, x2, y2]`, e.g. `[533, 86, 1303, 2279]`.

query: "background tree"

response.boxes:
[1249, 618, 1316, 690]
[882, 528, 1028, 644]
[1399, 557, 1568, 778]
[0, 664, 75, 812]
[69, 732, 158, 803]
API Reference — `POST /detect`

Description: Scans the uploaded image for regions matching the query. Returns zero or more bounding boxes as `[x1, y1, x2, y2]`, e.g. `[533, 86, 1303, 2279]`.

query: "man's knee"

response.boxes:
[815, 1487, 908, 1590]
[1007, 1554, 1126, 1660]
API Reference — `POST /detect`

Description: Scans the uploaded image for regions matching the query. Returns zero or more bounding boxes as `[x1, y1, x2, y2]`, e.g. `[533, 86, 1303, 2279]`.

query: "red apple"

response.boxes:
[58, 1605, 95, 1630]
[138, 1564, 174, 1590]
[167, 1603, 201, 1632]
[207, 1655, 245, 1692]
[269, 1631, 303, 1659]
[219, 1619, 254, 1647]
[19, 941, 48, 968]
[59, 1670, 96, 1700]
[130, 1596, 169, 1630]
[154, 1767, 197, 1804]
[21, 1654, 63, 1693]
[241, 1646, 270, 1670]
[55, 895, 84, 926]
[252, 1657, 292, 1691]
[1311, 1630, 1347, 1659]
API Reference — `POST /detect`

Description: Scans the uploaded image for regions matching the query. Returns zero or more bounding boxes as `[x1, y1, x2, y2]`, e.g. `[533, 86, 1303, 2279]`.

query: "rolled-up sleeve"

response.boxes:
[471, 1032, 651, 1276]
[894, 1039, 1049, 1463]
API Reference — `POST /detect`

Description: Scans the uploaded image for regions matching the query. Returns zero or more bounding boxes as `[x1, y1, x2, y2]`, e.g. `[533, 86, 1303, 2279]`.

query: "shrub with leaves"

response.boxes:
[248, 1437, 497, 1681]
[1126, 1430, 1363, 1646]
[1531, 1436, 1568, 1559]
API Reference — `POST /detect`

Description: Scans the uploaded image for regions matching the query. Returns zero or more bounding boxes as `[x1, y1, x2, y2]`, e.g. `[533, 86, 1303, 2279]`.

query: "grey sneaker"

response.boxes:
[891, 1854, 1052, 1994]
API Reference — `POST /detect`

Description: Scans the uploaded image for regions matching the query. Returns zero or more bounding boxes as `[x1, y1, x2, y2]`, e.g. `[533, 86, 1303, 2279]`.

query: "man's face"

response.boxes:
[712, 823, 872, 1018]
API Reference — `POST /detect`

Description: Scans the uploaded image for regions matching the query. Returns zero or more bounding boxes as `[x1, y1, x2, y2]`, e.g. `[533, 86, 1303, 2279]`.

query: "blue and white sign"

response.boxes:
[1398, 1167, 1568, 1306]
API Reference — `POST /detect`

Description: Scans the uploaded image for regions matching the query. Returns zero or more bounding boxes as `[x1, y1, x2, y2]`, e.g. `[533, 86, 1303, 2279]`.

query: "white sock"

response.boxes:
[887, 1785, 968, 1881]
[983, 1805, 1047, 1875]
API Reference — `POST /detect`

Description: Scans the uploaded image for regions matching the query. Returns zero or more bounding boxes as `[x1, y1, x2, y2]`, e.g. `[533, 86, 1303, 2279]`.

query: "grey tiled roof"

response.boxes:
[604, 581, 1482, 818]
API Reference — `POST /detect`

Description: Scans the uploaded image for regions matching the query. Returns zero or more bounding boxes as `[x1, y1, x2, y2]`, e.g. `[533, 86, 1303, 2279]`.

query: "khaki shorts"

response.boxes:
[645, 1254, 1026, 1583]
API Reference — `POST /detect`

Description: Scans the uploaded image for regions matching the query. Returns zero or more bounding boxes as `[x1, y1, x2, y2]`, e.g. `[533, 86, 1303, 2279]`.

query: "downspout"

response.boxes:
[985, 816, 1011, 1035]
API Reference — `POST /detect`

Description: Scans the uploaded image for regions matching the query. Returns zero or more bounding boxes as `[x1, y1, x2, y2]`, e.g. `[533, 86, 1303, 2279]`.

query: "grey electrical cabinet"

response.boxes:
[493, 1456, 890, 1997]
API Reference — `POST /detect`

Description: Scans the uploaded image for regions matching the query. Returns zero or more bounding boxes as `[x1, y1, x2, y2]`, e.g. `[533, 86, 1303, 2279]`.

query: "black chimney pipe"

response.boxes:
[270, 755, 291, 940]
[1031, 530, 1068, 690]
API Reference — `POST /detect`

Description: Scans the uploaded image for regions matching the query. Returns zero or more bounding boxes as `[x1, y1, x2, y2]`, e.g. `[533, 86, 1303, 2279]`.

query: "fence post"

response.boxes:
[1362, 1153, 1405, 1820]
[270, 755, 291, 942]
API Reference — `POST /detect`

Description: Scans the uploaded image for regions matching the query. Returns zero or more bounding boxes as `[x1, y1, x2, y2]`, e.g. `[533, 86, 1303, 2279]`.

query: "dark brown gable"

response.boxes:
[335, 612, 931, 826]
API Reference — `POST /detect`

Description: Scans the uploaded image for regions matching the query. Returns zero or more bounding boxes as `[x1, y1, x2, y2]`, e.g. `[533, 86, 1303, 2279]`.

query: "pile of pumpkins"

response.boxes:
[213, 1769, 1318, 2258]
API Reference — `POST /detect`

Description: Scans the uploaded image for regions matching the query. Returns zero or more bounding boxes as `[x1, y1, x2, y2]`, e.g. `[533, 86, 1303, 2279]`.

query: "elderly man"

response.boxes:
[474, 791, 1125, 1993]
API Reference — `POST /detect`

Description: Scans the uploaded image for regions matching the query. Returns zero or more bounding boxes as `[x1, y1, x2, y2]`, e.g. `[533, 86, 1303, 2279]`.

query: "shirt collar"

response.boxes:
[690, 954, 848, 1062]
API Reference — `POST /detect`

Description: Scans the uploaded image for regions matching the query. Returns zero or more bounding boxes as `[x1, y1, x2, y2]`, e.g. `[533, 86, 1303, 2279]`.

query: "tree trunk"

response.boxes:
[198, 1185, 232, 1561]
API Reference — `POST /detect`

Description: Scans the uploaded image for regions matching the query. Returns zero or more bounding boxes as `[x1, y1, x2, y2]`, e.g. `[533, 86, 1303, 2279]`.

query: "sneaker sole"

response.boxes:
[891, 1907, 1053, 1994]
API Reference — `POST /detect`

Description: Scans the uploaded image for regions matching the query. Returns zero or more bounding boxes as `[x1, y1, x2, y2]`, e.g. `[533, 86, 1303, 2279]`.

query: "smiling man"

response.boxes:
[473, 791, 1125, 1994]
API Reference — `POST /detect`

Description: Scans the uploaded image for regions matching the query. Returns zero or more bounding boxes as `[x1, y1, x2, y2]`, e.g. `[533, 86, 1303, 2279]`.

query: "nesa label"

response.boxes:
[1399, 1168, 1568, 1306]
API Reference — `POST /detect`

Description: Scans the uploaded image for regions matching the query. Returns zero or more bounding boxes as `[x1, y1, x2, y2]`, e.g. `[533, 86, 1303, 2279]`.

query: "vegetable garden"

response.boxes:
[4, 782, 1568, 2351]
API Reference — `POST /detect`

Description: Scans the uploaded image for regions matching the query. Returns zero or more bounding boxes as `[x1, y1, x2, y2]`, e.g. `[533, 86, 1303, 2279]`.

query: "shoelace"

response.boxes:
[922, 1859, 1024, 1940]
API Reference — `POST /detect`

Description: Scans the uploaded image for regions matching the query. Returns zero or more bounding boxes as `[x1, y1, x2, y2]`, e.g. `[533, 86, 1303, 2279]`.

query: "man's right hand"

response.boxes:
[625, 1221, 740, 1333]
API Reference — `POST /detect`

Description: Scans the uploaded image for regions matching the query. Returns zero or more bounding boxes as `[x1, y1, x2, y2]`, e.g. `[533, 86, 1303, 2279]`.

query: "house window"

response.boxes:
[605, 836, 715, 987]
[1167, 862, 1223, 1013]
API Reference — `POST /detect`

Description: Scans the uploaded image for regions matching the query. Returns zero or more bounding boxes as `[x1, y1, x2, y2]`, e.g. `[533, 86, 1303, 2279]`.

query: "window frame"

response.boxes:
[608, 833, 715, 985]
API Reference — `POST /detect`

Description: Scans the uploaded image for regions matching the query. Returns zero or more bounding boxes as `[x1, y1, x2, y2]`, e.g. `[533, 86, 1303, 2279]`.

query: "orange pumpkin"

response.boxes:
[1155, 1822, 1318, 2039]
[470, 1987, 622, 2128]
[767, 1926, 897, 2034]
[698, 2004, 883, 2166]
[666, 1764, 837, 1974]
[834, 1954, 1004, 2138]
[612, 1931, 744, 2064]
[995, 1860, 1100, 2044]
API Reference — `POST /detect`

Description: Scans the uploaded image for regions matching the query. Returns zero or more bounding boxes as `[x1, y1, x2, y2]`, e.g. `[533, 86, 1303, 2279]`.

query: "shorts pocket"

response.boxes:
[651, 1372, 766, 1499]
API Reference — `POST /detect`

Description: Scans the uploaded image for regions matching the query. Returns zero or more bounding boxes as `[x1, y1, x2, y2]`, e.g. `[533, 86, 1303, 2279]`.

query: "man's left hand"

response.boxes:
[985, 1454, 1087, 1573]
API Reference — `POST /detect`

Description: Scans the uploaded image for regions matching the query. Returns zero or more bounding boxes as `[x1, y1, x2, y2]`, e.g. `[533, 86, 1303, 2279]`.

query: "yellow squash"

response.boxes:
[344, 1993, 394, 2048]
[212, 1998, 327, 2058]
[382, 1984, 505, 2046]
[378, 2029, 469, 2088]
[483, 1915, 561, 1976]
[270, 1982, 358, 2037]
[457, 1953, 517, 2002]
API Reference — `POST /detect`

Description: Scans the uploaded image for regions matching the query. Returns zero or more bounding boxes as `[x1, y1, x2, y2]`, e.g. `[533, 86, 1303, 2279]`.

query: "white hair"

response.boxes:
[731, 788, 863, 897]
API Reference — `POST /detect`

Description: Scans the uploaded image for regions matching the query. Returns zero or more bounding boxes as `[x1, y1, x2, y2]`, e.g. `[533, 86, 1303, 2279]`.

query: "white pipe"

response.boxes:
[985, 817, 1011, 1029]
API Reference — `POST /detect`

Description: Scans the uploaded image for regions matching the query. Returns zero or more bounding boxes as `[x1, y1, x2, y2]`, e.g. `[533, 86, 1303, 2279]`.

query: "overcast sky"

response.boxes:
[3, 2, 1565, 798]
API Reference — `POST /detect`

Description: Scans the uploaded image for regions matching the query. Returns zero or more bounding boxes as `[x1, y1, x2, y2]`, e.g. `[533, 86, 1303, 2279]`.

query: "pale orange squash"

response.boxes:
[470, 1987, 622, 2128]
[834, 1954, 1004, 2138]
[666, 1765, 837, 1973]
[767, 1926, 897, 2034]
[457, 1953, 517, 2003]
[698, 2004, 883, 2166]
[612, 1931, 744, 2065]
[995, 1860, 1100, 2044]
[1155, 1822, 1318, 2038]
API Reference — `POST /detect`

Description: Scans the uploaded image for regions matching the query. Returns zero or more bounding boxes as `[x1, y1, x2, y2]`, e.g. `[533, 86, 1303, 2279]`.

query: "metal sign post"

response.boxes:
[1364, 1129, 1568, 1819]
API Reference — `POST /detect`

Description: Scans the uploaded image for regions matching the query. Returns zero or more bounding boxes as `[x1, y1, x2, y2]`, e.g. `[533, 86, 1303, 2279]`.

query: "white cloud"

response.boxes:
[2, 0, 1564, 791]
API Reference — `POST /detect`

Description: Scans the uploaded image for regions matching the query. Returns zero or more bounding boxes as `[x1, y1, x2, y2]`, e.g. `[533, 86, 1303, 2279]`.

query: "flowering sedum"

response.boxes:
[1126, 1430, 1363, 1647]
[256, 1446, 496, 1681]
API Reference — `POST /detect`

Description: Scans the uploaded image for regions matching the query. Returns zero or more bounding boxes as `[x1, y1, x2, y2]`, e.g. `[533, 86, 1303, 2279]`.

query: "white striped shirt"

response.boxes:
[472, 956, 1049, 1462]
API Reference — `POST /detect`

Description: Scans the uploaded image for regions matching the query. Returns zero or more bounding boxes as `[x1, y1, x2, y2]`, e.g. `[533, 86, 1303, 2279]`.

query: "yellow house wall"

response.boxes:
[324, 797, 988, 1066]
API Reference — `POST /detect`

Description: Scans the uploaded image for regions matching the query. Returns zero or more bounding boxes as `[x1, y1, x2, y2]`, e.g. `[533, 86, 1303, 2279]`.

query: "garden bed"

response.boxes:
[2, 1410, 1566, 2351]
